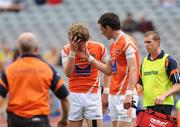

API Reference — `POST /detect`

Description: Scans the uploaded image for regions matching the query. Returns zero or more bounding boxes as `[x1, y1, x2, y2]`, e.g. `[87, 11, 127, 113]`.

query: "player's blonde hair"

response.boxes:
[68, 23, 89, 42]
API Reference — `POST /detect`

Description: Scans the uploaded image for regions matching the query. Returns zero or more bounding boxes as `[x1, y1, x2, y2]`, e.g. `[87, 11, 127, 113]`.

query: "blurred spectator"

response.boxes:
[160, 0, 176, 8]
[43, 47, 60, 67]
[122, 12, 137, 33]
[49, 91, 61, 116]
[0, 41, 13, 72]
[136, 15, 155, 33]
[12, 48, 20, 62]
[57, 53, 63, 67]
[34, 0, 46, 5]
[0, 0, 26, 12]
[48, 0, 63, 5]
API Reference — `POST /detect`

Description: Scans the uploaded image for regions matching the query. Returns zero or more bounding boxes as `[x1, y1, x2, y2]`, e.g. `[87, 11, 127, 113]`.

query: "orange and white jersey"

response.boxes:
[62, 41, 108, 93]
[110, 31, 140, 95]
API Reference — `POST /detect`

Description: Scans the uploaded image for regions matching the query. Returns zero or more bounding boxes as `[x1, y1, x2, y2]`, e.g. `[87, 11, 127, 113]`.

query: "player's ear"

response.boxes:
[157, 39, 160, 47]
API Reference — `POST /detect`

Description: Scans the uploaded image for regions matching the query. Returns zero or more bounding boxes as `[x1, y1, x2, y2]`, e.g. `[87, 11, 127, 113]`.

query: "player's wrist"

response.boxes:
[126, 90, 133, 96]
[58, 120, 68, 126]
[103, 87, 109, 94]
[69, 51, 75, 59]
[88, 55, 94, 62]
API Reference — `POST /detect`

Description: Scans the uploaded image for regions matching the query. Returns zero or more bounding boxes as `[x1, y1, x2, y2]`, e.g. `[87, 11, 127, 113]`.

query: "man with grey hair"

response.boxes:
[0, 32, 70, 127]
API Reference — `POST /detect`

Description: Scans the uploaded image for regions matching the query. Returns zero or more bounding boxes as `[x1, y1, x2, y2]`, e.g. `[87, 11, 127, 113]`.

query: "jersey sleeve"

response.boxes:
[166, 55, 180, 84]
[123, 39, 136, 59]
[125, 45, 136, 59]
[50, 66, 69, 99]
[61, 46, 69, 64]
[100, 45, 110, 62]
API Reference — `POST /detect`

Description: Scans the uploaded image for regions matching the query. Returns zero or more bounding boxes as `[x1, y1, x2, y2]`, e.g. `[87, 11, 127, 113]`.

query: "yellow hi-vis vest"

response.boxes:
[142, 54, 174, 107]
[176, 99, 180, 110]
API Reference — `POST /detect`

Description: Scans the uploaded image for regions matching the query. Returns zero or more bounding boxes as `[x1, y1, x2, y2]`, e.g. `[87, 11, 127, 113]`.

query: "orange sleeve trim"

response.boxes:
[123, 43, 136, 53]
[101, 45, 106, 59]
[102, 45, 105, 56]
[123, 43, 130, 52]
[63, 45, 70, 55]
[63, 48, 68, 55]
[130, 43, 137, 50]
[54, 79, 64, 93]
[0, 79, 7, 90]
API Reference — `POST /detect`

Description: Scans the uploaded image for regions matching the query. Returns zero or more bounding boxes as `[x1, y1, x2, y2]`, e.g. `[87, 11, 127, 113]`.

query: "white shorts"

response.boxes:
[68, 92, 103, 121]
[108, 94, 138, 122]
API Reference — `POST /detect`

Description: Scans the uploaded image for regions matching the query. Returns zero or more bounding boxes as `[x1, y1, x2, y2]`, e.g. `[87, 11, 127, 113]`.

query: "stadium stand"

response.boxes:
[0, 0, 179, 64]
[0, 0, 179, 127]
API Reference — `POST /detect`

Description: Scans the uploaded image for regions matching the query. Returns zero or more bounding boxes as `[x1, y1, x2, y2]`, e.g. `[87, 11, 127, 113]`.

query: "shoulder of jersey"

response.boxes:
[88, 40, 104, 47]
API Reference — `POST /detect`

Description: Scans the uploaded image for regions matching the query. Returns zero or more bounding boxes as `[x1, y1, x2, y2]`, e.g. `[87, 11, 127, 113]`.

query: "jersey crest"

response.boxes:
[75, 64, 91, 77]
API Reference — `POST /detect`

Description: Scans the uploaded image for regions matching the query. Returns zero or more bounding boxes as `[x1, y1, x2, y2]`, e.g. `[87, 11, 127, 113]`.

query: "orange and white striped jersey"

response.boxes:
[110, 31, 140, 95]
[62, 41, 108, 93]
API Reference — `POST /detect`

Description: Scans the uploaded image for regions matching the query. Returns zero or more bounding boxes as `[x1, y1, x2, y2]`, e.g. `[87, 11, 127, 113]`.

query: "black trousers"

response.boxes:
[147, 105, 173, 115]
[7, 112, 51, 127]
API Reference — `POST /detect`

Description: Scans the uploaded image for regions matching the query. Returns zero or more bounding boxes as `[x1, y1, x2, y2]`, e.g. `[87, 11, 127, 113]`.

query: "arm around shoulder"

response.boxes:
[90, 56, 112, 75]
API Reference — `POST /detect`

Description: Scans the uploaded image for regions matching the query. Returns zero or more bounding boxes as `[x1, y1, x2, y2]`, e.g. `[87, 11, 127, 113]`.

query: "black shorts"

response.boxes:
[146, 105, 173, 115]
[7, 112, 51, 127]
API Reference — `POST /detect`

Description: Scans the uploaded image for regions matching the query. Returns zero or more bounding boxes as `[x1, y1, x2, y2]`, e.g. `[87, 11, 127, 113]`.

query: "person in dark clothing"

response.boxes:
[136, 15, 155, 33]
